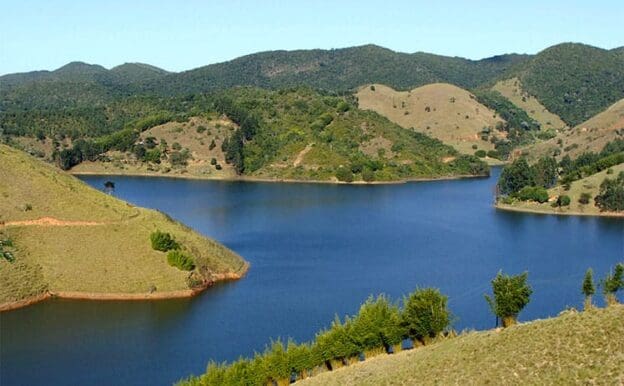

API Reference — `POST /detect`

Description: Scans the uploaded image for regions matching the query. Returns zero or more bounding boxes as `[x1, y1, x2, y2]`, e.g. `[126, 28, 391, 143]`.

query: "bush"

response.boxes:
[362, 168, 375, 182]
[401, 288, 450, 344]
[166, 250, 195, 271]
[595, 172, 624, 211]
[150, 231, 179, 251]
[485, 271, 532, 327]
[555, 195, 571, 207]
[514, 186, 549, 203]
[582, 268, 595, 309]
[196, 125, 207, 134]
[210, 158, 217, 165]
[209, 139, 216, 150]
[335, 166, 354, 183]
[602, 263, 623, 305]
[578, 192, 592, 205]
[350, 295, 404, 352]
[474, 150, 486, 158]
[262, 339, 290, 384]
[486, 150, 501, 160]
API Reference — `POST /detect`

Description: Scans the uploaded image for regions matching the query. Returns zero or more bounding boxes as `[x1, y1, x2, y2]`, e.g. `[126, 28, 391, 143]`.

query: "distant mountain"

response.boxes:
[513, 43, 624, 126]
[110, 63, 169, 83]
[145, 44, 529, 94]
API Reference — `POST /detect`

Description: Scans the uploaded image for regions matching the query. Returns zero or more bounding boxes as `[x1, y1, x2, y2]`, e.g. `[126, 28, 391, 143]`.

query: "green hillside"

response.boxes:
[57, 88, 488, 182]
[516, 43, 624, 126]
[299, 305, 624, 385]
[0, 144, 247, 309]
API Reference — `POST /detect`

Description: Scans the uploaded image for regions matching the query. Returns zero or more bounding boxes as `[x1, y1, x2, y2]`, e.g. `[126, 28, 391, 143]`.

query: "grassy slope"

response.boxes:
[522, 98, 624, 161]
[496, 162, 624, 216]
[0, 145, 247, 306]
[72, 115, 239, 179]
[492, 77, 567, 131]
[356, 83, 506, 159]
[300, 305, 624, 385]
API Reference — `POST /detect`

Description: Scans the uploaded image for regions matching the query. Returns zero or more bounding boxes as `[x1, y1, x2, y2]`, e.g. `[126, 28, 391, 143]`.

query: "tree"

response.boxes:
[602, 263, 624, 305]
[401, 288, 450, 345]
[350, 295, 405, 355]
[582, 268, 595, 310]
[498, 158, 535, 195]
[485, 271, 532, 327]
[533, 156, 558, 188]
[595, 172, 624, 212]
[555, 195, 571, 207]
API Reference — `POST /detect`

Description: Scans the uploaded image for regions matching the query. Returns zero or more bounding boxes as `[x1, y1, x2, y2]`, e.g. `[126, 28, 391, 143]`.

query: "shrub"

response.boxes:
[602, 263, 623, 305]
[582, 268, 595, 310]
[555, 195, 571, 207]
[166, 250, 195, 271]
[578, 192, 592, 205]
[474, 150, 486, 158]
[486, 150, 500, 160]
[401, 288, 450, 344]
[286, 340, 313, 380]
[196, 125, 207, 134]
[209, 139, 216, 150]
[515, 186, 549, 203]
[485, 271, 532, 327]
[472, 144, 478, 150]
[595, 172, 624, 211]
[262, 339, 290, 384]
[370, 85, 375, 91]
[350, 295, 404, 353]
[150, 231, 179, 251]
[210, 158, 217, 165]
[362, 168, 375, 182]
[215, 164, 222, 170]
[335, 166, 354, 183]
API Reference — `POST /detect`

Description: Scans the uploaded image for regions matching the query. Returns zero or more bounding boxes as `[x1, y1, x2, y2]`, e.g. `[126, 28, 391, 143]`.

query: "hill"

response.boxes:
[0, 144, 248, 310]
[491, 77, 567, 131]
[299, 305, 624, 385]
[496, 162, 624, 217]
[522, 98, 624, 161]
[148, 45, 529, 95]
[356, 83, 506, 160]
[513, 43, 624, 127]
[58, 88, 489, 183]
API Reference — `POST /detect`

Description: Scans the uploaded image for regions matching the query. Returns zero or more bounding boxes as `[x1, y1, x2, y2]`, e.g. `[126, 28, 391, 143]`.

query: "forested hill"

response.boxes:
[513, 43, 624, 127]
[144, 45, 529, 94]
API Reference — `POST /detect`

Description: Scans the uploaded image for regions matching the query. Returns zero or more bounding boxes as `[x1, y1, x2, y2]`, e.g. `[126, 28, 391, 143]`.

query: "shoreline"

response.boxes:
[70, 170, 489, 185]
[495, 203, 624, 218]
[0, 266, 249, 313]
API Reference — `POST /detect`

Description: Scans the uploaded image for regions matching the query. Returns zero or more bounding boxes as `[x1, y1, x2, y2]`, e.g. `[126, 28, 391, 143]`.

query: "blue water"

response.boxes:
[1, 169, 622, 385]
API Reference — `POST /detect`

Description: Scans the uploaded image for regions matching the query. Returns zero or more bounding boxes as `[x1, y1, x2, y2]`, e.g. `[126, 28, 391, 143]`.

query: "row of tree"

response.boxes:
[181, 264, 623, 385]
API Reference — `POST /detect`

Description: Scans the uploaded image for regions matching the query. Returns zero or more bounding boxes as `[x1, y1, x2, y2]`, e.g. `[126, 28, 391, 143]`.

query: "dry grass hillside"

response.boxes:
[300, 305, 624, 385]
[356, 83, 507, 160]
[72, 115, 239, 179]
[497, 162, 624, 217]
[492, 78, 568, 131]
[523, 98, 624, 161]
[0, 145, 247, 309]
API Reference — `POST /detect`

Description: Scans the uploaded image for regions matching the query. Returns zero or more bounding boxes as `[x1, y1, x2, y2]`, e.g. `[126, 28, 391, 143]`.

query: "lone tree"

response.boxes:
[582, 268, 595, 310]
[602, 263, 624, 306]
[485, 271, 532, 327]
[401, 288, 450, 345]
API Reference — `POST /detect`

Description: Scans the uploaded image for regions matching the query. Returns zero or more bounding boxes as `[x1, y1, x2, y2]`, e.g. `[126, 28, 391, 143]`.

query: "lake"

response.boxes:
[1, 169, 622, 385]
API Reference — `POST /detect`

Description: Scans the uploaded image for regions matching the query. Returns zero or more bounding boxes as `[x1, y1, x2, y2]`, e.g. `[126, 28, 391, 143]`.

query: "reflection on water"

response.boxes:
[1, 170, 622, 386]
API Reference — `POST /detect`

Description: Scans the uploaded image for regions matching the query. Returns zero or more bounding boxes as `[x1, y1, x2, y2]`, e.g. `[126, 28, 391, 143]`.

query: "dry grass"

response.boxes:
[523, 98, 624, 161]
[0, 144, 246, 306]
[492, 78, 568, 131]
[299, 305, 624, 385]
[72, 115, 239, 179]
[356, 83, 506, 159]
[498, 162, 624, 217]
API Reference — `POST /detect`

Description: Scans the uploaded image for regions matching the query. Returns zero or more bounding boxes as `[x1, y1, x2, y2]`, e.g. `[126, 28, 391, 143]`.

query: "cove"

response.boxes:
[1, 169, 622, 386]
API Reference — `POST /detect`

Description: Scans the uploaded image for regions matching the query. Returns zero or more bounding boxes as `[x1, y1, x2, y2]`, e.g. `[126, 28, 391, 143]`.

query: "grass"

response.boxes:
[497, 162, 624, 216]
[356, 83, 506, 161]
[522, 97, 624, 161]
[492, 78, 567, 131]
[0, 144, 247, 307]
[299, 305, 624, 385]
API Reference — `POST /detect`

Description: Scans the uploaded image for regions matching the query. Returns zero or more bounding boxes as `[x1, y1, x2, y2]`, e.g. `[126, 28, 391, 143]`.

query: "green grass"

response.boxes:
[299, 305, 624, 385]
[0, 145, 247, 306]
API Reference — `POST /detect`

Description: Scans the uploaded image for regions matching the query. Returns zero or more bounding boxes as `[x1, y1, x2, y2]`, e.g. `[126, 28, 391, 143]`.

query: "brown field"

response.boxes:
[356, 83, 507, 161]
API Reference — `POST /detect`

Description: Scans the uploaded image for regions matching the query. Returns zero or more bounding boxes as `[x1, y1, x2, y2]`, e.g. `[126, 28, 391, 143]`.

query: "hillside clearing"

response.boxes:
[356, 83, 506, 161]
[299, 305, 624, 385]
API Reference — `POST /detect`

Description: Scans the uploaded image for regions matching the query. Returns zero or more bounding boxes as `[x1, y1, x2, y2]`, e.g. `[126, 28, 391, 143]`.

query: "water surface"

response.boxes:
[1, 169, 622, 385]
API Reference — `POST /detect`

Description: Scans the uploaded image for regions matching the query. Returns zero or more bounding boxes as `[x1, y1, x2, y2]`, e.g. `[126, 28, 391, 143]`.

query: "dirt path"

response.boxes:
[0, 217, 106, 228]
[293, 143, 314, 167]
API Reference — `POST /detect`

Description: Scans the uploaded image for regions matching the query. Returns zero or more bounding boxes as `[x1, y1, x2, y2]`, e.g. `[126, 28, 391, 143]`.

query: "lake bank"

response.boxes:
[0, 266, 248, 312]
[70, 170, 489, 185]
[495, 202, 624, 218]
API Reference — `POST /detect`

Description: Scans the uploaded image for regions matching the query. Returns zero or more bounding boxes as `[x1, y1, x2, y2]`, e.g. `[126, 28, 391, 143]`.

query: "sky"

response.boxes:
[1, 0, 623, 75]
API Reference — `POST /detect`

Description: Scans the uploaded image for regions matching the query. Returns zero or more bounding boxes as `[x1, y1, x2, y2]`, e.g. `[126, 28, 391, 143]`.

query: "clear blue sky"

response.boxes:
[1, 0, 623, 75]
